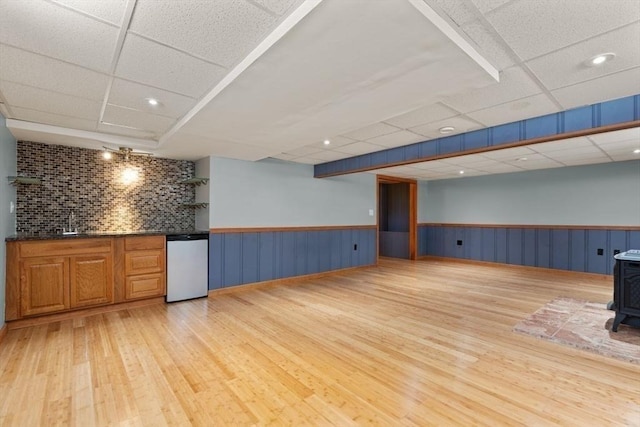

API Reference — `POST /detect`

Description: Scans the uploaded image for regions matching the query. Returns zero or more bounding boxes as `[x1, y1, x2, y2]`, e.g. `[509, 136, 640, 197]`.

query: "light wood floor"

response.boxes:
[1, 258, 639, 426]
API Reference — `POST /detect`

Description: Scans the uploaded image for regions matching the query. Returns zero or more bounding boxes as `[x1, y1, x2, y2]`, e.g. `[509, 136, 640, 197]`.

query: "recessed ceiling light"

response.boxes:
[587, 53, 615, 66]
[634, 149, 640, 154]
[516, 157, 528, 161]
[146, 98, 159, 106]
[323, 139, 331, 146]
[459, 170, 465, 174]
[439, 126, 455, 134]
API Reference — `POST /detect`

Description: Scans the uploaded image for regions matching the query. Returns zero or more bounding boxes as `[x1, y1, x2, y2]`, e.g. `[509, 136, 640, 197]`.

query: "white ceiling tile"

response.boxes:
[505, 158, 564, 170]
[543, 148, 607, 161]
[108, 79, 195, 119]
[384, 102, 459, 129]
[559, 158, 612, 167]
[595, 139, 640, 153]
[342, 122, 401, 141]
[0, 0, 118, 72]
[115, 34, 227, 98]
[284, 145, 323, 156]
[291, 156, 320, 164]
[608, 151, 640, 162]
[335, 141, 386, 155]
[467, 93, 559, 127]
[486, 0, 640, 60]
[482, 146, 536, 159]
[50, 0, 127, 25]
[0, 44, 109, 101]
[461, 19, 517, 70]
[470, 0, 512, 14]
[366, 130, 424, 148]
[409, 115, 482, 138]
[551, 66, 640, 109]
[97, 122, 156, 139]
[526, 23, 640, 90]
[0, 81, 102, 120]
[252, 0, 304, 16]
[102, 104, 176, 134]
[270, 153, 296, 161]
[304, 150, 350, 162]
[159, 130, 274, 161]
[129, 0, 277, 67]
[442, 66, 542, 113]
[588, 127, 640, 144]
[9, 106, 97, 131]
[529, 136, 594, 153]
[474, 163, 525, 173]
[428, 0, 480, 26]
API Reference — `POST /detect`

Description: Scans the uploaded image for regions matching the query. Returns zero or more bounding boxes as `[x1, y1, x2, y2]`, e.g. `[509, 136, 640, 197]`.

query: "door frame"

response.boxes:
[376, 174, 417, 260]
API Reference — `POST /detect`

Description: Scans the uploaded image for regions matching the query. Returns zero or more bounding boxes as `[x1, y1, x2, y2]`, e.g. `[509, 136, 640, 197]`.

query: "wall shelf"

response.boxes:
[8, 176, 41, 185]
[181, 202, 209, 209]
[180, 177, 209, 186]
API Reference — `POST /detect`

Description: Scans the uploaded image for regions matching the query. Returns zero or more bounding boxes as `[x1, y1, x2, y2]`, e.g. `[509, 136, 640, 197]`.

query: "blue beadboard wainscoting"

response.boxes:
[209, 226, 377, 289]
[418, 224, 640, 275]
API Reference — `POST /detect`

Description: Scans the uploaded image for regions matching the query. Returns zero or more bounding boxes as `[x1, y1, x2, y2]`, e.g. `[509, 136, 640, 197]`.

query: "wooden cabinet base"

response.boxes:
[5, 296, 165, 330]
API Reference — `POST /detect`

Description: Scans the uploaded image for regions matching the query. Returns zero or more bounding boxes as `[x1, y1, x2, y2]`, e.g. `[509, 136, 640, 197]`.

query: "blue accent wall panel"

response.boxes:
[295, 232, 308, 276]
[438, 135, 462, 155]
[341, 229, 353, 269]
[357, 155, 372, 170]
[564, 106, 593, 132]
[495, 228, 507, 263]
[570, 230, 586, 272]
[551, 229, 569, 271]
[523, 229, 537, 267]
[241, 233, 259, 284]
[387, 147, 405, 164]
[586, 229, 608, 274]
[600, 96, 635, 126]
[419, 140, 438, 158]
[536, 229, 551, 269]
[317, 231, 332, 273]
[306, 230, 320, 274]
[525, 114, 558, 140]
[418, 225, 638, 275]
[465, 227, 482, 260]
[223, 233, 242, 286]
[281, 231, 296, 278]
[330, 229, 342, 270]
[463, 129, 489, 151]
[404, 144, 421, 161]
[209, 233, 224, 289]
[507, 229, 523, 265]
[258, 232, 275, 282]
[491, 122, 521, 146]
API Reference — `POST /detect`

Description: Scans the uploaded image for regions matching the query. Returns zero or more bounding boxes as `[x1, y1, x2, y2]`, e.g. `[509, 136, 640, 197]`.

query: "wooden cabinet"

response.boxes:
[20, 257, 69, 316]
[70, 254, 113, 308]
[123, 236, 166, 301]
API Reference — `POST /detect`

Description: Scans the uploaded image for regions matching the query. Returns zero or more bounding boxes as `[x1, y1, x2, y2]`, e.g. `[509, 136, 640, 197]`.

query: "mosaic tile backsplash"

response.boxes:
[17, 141, 197, 233]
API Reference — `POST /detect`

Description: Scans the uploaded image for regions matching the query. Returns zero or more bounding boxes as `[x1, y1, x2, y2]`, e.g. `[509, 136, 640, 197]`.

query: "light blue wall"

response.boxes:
[210, 157, 376, 227]
[419, 160, 640, 226]
[0, 115, 17, 327]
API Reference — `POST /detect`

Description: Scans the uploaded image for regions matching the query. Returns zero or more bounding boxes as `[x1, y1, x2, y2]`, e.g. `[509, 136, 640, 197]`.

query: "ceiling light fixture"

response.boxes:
[634, 149, 640, 154]
[516, 157, 528, 161]
[323, 139, 331, 146]
[146, 98, 159, 106]
[587, 53, 615, 66]
[439, 126, 455, 134]
[459, 170, 465, 174]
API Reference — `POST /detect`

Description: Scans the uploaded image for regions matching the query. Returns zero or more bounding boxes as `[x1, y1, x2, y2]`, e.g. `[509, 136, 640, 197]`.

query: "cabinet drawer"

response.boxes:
[125, 250, 165, 275]
[125, 273, 166, 300]
[20, 238, 112, 258]
[125, 236, 165, 251]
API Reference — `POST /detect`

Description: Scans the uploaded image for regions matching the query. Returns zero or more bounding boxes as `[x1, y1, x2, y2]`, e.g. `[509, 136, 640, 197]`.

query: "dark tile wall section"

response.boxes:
[418, 224, 640, 275]
[17, 141, 196, 233]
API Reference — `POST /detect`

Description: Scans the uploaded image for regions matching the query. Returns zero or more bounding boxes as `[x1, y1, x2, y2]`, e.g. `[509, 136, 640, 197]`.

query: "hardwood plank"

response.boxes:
[0, 258, 638, 425]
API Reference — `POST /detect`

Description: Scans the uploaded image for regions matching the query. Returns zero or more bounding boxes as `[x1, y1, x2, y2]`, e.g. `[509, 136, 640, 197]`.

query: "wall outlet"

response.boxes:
[613, 249, 621, 255]
[597, 248, 604, 256]
[9, 201, 14, 214]
[368, 209, 374, 216]
[456, 240, 463, 246]
[353, 244, 358, 251]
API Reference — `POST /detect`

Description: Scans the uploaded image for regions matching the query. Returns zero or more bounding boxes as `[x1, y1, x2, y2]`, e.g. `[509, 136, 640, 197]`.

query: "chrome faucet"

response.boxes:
[63, 211, 78, 235]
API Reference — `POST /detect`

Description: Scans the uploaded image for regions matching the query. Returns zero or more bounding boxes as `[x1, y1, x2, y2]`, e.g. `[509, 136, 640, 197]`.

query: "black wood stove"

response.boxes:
[611, 250, 640, 332]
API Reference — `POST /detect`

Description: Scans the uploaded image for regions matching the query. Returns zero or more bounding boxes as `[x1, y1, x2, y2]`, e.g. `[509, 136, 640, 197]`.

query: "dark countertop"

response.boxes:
[5, 229, 209, 242]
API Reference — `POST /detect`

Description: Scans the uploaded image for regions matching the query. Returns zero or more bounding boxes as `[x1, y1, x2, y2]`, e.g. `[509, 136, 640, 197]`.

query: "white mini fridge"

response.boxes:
[166, 233, 209, 302]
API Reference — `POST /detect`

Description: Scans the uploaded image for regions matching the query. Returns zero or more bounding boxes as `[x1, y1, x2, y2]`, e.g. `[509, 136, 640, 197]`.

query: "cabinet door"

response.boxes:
[125, 273, 166, 300]
[125, 250, 165, 275]
[70, 254, 114, 308]
[20, 257, 69, 317]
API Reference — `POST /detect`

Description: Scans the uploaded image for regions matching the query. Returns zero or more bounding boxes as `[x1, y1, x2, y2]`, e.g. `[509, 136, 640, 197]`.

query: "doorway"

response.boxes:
[377, 175, 417, 260]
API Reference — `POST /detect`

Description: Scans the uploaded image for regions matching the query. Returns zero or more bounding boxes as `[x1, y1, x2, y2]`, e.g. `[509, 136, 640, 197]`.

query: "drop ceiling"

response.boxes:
[1, 0, 639, 180]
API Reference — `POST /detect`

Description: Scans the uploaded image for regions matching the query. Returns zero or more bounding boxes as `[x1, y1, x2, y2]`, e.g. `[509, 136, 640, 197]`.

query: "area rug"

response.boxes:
[513, 297, 640, 364]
